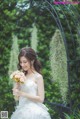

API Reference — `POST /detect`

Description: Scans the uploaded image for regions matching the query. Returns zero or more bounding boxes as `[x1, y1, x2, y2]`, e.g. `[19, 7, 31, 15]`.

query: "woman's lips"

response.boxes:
[22, 67, 27, 70]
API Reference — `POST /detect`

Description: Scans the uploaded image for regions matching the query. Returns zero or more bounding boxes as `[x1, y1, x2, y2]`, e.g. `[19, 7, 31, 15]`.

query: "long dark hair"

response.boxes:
[18, 47, 42, 75]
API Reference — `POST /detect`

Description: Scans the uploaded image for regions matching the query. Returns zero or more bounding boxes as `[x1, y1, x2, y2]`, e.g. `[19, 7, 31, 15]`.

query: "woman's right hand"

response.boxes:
[12, 88, 19, 96]
[12, 88, 20, 100]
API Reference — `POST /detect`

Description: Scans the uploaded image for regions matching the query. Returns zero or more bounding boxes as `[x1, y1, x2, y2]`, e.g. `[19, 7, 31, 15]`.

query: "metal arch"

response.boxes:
[62, 5, 80, 61]
[31, 0, 72, 110]
[57, 5, 78, 60]
[53, 5, 76, 109]
[34, 2, 61, 30]
[28, 1, 72, 111]
[70, 5, 80, 22]
[31, 0, 80, 110]
[16, 0, 80, 112]
[60, 6, 80, 58]
[63, 5, 80, 35]
[41, 6, 62, 32]
[30, 0, 69, 59]
[61, 4, 80, 83]
[30, 0, 80, 59]
[43, 0, 69, 58]
[35, 3, 68, 60]
[55, 5, 76, 59]
[63, 5, 80, 33]
[69, 5, 80, 37]
[62, 8, 80, 84]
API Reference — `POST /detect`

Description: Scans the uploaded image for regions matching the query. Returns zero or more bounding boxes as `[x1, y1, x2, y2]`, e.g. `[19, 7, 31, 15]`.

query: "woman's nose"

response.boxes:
[21, 63, 25, 67]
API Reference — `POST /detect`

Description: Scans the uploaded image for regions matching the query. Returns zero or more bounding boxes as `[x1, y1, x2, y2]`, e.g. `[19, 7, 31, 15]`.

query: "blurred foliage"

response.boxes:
[0, 1, 80, 119]
[8, 35, 19, 85]
[64, 109, 80, 119]
[0, 76, 15, 118]
[50, 29, 68, 104]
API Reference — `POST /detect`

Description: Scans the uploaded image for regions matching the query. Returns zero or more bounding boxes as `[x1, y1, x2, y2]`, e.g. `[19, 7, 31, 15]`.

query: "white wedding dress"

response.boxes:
[11, 78, 51, 119]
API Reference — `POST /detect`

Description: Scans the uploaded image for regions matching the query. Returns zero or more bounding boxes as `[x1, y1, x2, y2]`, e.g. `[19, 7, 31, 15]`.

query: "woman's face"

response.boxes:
[20, 56, 31, 71]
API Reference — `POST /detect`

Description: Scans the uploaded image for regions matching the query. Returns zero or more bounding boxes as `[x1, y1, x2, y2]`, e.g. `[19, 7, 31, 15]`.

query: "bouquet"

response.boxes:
[10, 70, 26, 100]
[10, 70, 26, 83]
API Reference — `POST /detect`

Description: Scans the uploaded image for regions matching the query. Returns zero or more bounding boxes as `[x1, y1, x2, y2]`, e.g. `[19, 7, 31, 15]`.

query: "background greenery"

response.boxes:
[0, 0, 80, 119]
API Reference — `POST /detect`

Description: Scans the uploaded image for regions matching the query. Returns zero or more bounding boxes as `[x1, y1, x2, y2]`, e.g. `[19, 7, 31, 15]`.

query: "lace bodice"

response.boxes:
[19, 79, 38, 106]
[11, 77, 51, 119]
[20, 79, 38, 96]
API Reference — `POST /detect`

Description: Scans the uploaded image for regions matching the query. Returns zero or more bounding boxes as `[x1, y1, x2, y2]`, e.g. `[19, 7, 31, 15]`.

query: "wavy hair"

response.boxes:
[18, 47, 42, 75]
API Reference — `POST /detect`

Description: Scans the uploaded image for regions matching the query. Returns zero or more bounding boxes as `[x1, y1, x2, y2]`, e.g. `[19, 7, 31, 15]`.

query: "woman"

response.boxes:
[11, 47, 51, 119]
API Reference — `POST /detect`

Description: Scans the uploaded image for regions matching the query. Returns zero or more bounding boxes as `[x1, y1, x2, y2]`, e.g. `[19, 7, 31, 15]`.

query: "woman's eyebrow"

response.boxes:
[20, 60, 27, 62]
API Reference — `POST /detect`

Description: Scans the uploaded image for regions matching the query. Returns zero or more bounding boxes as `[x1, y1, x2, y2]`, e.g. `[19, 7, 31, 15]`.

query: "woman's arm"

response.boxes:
[13, 82, 20, 89]
[15, 75, 45, 103]
[12, 82, 20, 100]
[23, 75, 45, 103]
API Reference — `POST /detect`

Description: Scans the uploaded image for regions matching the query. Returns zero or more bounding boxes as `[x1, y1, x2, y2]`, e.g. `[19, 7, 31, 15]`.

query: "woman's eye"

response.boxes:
[24, 62, 27, 63]
[20, 61, 27, 64]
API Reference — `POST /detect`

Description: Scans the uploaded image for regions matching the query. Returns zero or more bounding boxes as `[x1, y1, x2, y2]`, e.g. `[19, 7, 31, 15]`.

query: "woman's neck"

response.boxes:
[27, 69, 37, 75]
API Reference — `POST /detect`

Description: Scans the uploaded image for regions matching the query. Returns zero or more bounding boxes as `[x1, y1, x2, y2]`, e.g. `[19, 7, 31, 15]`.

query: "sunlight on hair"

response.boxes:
[50, 29, 68, 104]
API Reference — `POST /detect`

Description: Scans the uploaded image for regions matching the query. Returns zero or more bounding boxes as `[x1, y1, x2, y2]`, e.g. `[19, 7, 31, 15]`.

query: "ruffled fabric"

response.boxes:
[11, 102, 51, 119]
[11, 79, 51, 119]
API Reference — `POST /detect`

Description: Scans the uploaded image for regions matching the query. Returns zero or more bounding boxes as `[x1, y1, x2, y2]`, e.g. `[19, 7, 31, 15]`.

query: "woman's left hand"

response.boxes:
[12, 88, 26, 97]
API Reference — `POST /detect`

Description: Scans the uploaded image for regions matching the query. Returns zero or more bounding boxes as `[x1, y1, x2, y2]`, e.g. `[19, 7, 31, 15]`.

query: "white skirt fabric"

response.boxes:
[11, 79, 51, 119]
[11, 101, 51, 119]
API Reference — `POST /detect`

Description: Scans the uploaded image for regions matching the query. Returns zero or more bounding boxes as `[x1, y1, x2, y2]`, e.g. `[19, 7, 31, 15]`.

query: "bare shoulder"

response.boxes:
[36, 72, 43, 78]
[35, 73, 43, 83]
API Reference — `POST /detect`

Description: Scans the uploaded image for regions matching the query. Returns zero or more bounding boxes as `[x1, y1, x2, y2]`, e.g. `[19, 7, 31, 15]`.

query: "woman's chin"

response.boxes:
[23, 69, 28, 71]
